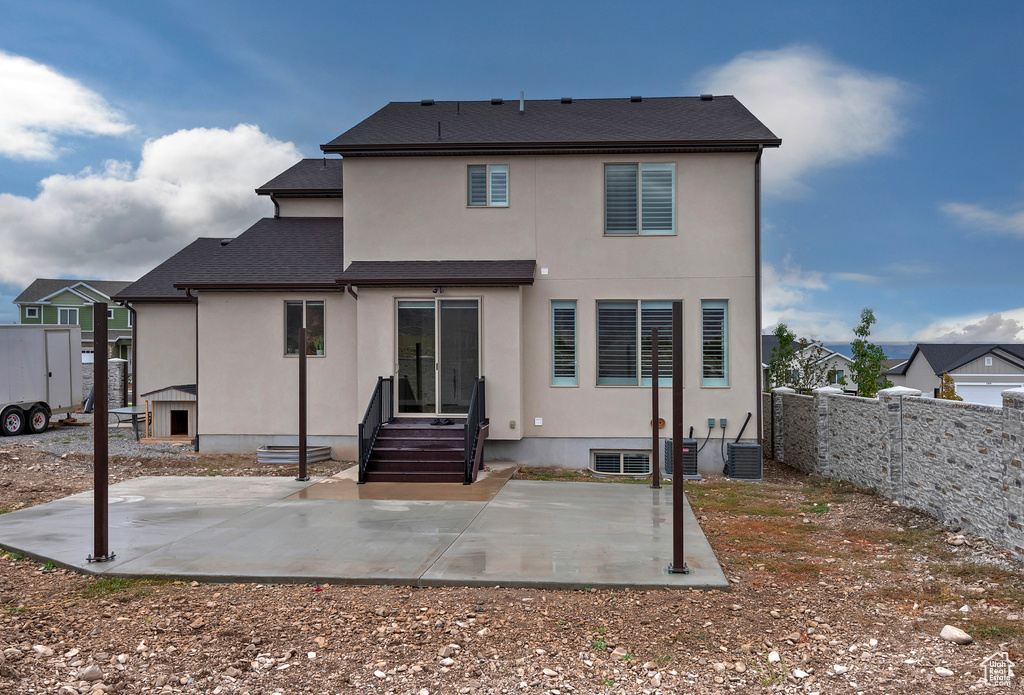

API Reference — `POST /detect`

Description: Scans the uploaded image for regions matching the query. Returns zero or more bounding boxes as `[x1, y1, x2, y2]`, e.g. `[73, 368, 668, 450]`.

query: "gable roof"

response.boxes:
[760, 335, 852, 367]
[338, 260, 535, 287]
[115, 238, 226, 302]
[171, 217, 345, 291]
[140, 384, 197, 399]
[15, 279, 133, 304]
[891, 343, 1024, 376]
[255, 158, 343, 196]
[323, 96, 781, 156]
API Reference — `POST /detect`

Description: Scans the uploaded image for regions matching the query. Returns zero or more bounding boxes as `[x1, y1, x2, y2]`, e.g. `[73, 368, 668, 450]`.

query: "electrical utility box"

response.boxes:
[727, 442, 763, 482]
[664, 438, 701, 480]
[1, 326, 82, 436]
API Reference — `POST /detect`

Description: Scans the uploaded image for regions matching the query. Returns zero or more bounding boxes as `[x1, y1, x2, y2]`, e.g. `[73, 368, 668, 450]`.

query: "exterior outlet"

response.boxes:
[534, 417, 543, 426]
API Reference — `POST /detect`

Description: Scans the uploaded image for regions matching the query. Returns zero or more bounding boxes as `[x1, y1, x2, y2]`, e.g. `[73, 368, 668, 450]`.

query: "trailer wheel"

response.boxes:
[1, 407, 26, 436]
[28, 406, 49, 434]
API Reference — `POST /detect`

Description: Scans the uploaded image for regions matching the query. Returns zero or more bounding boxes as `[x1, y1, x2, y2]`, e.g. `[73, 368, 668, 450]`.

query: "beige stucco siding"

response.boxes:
[134, 303, 196, 397]
[196, 291, 357, 438]
[903, 354, 940, 394]
[276, 198, 343, 218]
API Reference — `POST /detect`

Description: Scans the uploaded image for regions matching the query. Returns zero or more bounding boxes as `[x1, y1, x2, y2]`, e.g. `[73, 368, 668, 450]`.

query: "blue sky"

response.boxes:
[1, 1, 1022, 344]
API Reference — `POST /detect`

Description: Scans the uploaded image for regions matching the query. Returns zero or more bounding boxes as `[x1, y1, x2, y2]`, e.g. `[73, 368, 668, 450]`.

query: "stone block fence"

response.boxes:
[82, 358, 127, 410]
[765, 385, 1024, 557]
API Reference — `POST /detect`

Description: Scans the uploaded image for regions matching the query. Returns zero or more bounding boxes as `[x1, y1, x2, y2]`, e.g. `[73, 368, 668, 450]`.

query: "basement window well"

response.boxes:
[591, 451, 651, 476]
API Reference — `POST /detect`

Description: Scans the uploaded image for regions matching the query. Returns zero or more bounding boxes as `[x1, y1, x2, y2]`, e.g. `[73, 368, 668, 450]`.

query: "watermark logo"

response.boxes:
[981, 651, 1015, 687]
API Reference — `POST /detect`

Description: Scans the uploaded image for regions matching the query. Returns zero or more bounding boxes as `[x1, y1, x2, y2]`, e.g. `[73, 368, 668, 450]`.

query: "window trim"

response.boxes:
[701, 299, 729, 387]
[58, 307, 79, 326]
[590, 450, 652, 476]
[467, 164, 509, 208]
[25, 306, 38, 319]
[595, 299, 674, 387]
[603, 162, 676, 236]
[284, 299, 326, 357]
[551, 300, 578, 387]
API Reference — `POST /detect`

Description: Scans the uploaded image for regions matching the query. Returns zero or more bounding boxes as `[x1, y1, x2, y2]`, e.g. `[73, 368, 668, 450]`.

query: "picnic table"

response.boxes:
[108, 405, 150, 441]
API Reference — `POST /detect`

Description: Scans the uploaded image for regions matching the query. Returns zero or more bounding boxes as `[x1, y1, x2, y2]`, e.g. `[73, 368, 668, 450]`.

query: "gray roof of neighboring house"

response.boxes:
[890, 343, 1024, 376]
[255, 158, 343, 195]
[323, 96, 781, 155]
[15, 279, 133, 304]
[171, 217, 345, 290]
[338, 260, 536, 287]
[115, 238, 226, 301]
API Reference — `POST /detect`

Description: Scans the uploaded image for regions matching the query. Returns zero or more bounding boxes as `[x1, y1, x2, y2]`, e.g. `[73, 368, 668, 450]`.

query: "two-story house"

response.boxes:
[116, 95, 779, 478]
[15, 279, 133, 360]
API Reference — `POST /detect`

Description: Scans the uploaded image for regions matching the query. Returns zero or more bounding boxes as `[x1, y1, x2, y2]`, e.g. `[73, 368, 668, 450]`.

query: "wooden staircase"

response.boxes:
[363, 418, 467, 483]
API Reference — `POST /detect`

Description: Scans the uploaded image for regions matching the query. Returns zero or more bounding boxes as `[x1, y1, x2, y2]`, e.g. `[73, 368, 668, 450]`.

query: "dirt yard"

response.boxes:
[0, 440, 1020, 694]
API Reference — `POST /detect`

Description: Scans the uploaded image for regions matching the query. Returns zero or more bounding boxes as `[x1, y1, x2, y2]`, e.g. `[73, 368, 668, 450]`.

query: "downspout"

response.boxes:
[118, 301, 138, 405]
[185, 288, 199, 452]
[754, 145, 764, 445]
[270, 193, 280, 218]
[345, 284, 358, 301]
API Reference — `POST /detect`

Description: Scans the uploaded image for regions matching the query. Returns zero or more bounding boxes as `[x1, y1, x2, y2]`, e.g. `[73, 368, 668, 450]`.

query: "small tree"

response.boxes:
[792, 338, 841, 392]
[848, 308, 892, 398]
[765, 323, 796, 391]
[936, 371, 962, 401]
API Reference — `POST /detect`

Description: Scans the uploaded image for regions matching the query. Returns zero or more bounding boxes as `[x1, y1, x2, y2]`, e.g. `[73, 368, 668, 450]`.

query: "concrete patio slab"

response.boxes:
[0, 475, 728, 590]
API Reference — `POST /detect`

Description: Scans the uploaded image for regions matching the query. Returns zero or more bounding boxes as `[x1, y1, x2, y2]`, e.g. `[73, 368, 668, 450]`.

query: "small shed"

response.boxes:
[141, 384, 197, 439]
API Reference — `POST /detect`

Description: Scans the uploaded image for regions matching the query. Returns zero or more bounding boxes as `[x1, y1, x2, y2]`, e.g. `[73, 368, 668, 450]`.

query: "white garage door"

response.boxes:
[955, 383, 1023, 406]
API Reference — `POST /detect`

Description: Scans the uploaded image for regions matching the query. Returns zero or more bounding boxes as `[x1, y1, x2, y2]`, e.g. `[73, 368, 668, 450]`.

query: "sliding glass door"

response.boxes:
[397, 299, 479, 415]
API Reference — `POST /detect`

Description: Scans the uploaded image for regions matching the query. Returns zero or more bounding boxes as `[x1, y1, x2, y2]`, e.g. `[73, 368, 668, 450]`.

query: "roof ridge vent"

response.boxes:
[700, 93, 713, 101]
[561, 96, 572, 104]
[491, 97, 503, 105]
[420, 99, 434, 106]
[630, 95, 642, 102]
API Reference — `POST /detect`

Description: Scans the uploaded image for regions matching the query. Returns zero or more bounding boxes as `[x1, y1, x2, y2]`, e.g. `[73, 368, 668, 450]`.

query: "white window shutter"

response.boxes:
[489, 165, 508, 206]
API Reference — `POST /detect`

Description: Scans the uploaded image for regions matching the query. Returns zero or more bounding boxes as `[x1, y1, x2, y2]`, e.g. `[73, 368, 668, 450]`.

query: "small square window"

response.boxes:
[467, 165, 508, 207]
[985, 356, 993, 367]
[107, 309, 115, 320]
[25, 307, 38, 319]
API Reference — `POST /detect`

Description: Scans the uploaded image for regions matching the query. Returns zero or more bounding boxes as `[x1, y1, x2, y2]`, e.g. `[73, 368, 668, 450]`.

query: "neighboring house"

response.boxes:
[117, 95, 780, 476]
[885, 343, 1024, 405]
[761, 335, 853, 392]
[14, 279, 133, 360]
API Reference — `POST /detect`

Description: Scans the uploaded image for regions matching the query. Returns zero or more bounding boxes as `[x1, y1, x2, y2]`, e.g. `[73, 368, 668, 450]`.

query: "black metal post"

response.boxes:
[650, 327, 661, 489]
[88, 302, 114, 562]
[296, 327, 309, 481]
[668, 301, 688, 574]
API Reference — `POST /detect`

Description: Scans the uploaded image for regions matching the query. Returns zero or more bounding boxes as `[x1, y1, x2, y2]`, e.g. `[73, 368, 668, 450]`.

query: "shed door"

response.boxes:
[45, 331, 73, 409]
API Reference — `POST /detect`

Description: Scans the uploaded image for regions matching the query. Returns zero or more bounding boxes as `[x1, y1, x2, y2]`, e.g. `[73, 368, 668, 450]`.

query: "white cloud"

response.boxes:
[762, 258, 850, 340]
[941, 201, 1024, 237]
[0, 124, 302, 285]
[832, 272, 881, 284]
[913, 309, 1024, 343]
[696, 46, 913, 196]
[0, 51, 132, 160]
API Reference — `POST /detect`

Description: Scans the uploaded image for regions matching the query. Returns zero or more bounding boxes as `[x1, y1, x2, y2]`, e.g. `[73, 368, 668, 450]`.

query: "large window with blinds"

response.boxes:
[604, 163, 675, 235]
[551, 300, 577, 386]
[701, 299, 728, 386]
[467, 164, 509, 207]
[596, 300, 673, 386]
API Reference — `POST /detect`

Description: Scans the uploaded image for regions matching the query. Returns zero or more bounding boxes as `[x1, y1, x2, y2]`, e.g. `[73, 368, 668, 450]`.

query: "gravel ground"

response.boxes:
[0, 444, 1021, 694]
[29, 414, 198, 458]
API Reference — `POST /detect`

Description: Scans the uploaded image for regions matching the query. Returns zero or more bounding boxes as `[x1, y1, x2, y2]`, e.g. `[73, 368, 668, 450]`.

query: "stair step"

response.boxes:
[367, 460, 463, 473]
[371, 449, 462, 462]
[379, 428, 463, 439]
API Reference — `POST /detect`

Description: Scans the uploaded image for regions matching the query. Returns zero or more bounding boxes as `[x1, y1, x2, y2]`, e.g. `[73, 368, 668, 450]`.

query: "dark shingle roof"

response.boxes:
[16, 279, 133, 304]
[894, 343, 1024, 376]
[115, 239, 225, 301]
[323, 96, 781, 155]
[172, 217, 345, 290]
[255, 159, 343, 195]
[338, 260, 535, 287]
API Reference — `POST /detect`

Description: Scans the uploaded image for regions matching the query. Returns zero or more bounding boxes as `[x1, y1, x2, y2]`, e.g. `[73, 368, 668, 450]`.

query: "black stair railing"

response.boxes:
[358, 376, 393, 484]
[464, 376, 487, 484]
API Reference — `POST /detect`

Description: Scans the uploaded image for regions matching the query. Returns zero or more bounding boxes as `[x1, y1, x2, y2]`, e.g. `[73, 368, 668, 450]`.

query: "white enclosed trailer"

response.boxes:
[1, 325, 82, 435]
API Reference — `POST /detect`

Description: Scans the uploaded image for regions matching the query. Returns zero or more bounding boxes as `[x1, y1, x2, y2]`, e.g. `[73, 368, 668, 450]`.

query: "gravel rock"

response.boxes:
[935, 666, 954, 676]
[79, 664, 103, 681]
[940, 624, 972, 644]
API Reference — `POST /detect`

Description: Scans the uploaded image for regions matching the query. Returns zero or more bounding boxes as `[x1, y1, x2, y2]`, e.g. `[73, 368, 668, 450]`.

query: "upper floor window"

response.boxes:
[830, 369, 845, 384]
[701, 300, 728, 387]
[107, 309, 115, 320]
[551, 300, 577, 386]
[285, 300, 325, 356]
[58, 307, 78, 326]
[25, 307, 38, 319]
[605, 163, 675, 235]
[468, 164, 508, 207]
